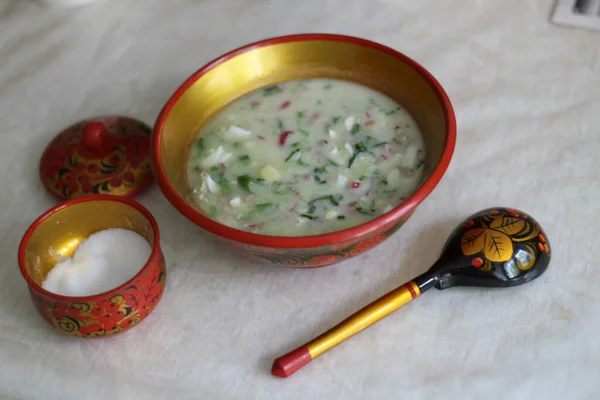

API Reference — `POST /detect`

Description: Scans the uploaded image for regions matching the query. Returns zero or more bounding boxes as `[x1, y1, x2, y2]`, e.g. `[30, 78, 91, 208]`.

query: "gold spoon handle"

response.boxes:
[272, 281, 421, 378]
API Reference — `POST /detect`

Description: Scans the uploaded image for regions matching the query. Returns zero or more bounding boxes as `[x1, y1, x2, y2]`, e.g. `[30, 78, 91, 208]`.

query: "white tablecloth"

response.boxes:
[1, 0, 599, 399]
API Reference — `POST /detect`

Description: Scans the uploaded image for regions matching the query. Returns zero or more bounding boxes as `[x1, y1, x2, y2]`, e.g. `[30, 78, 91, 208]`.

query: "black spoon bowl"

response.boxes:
[416, 207, 551, 292]
[272, 207, 551, 378]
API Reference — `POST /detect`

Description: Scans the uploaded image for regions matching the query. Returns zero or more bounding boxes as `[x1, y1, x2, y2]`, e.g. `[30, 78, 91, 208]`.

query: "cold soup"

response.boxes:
[186, 79, 425, 236]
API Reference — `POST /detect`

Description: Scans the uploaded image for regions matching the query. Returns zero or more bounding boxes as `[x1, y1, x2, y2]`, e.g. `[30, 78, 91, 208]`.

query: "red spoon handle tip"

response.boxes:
[271, 346, 312, 378]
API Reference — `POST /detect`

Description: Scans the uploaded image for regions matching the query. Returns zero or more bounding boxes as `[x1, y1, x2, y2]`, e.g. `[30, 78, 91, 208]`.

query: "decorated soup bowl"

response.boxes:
[152, 34, 456, 267]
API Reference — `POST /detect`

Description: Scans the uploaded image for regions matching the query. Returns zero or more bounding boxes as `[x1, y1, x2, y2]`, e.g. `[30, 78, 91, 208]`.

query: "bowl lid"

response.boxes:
[39, 116, 153, 199]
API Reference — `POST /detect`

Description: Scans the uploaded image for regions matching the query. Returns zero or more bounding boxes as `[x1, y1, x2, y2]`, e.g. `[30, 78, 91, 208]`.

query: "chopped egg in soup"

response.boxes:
[187, 79, 425, 236]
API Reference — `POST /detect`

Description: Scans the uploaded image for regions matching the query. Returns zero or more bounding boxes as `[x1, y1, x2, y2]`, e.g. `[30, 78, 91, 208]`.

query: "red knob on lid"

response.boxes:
[81, 121, 107, 151]
[39, 116, 154, 200]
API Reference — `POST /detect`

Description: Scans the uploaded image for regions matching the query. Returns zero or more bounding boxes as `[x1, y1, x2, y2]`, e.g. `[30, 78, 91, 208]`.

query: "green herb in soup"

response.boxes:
[187, 79, 425, 236]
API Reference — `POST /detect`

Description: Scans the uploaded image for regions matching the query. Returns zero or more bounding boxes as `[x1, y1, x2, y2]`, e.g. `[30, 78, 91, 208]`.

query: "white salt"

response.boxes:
[42, 228, 152, 297]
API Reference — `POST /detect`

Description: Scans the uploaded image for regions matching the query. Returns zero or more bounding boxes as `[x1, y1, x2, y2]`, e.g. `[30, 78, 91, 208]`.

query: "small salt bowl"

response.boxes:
[18, 195, 166, 338]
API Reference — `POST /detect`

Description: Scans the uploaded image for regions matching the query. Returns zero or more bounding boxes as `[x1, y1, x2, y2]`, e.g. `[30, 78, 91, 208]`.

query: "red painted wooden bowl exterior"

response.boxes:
[152, 34, 456, 267]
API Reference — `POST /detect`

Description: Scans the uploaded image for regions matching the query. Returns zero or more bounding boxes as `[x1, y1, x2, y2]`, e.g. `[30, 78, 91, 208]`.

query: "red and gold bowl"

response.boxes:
[152, 34, 456, 267]
[18, 195, 166, 338]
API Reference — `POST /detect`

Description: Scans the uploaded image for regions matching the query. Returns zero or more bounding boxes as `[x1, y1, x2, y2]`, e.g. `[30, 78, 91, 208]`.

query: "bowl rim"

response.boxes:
[152, 33, 456, 248]
[18, 194, 162, 302]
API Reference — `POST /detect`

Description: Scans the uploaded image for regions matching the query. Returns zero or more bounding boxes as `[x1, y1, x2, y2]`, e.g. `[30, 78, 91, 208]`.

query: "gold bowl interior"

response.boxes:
[159, 40, 447, 204]
[23, 200, 155, 287]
